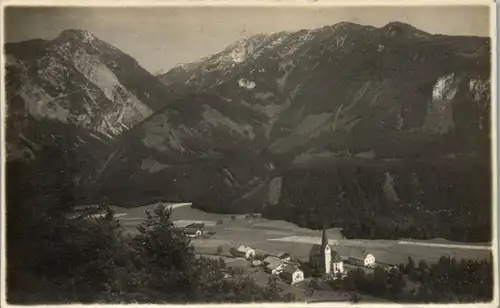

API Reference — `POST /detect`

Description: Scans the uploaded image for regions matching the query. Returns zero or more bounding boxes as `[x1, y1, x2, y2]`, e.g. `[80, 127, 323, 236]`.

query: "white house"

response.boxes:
[236, 245, 256, 260]
[280, 266, 304, 285]
[348, 253, 376, 268]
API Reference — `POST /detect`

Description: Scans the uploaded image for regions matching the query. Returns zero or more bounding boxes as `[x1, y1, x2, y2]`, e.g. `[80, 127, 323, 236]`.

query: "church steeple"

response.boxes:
[321, 226, 329, 248]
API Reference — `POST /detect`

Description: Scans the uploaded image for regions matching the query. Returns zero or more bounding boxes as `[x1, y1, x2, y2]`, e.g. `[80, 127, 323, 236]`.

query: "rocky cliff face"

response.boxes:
[6, 23, 492, 241]
[5, 29, 179, 191]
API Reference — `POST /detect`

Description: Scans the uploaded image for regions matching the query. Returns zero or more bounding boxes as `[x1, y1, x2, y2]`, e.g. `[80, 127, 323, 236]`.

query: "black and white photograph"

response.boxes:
[2, 2, 497, 305]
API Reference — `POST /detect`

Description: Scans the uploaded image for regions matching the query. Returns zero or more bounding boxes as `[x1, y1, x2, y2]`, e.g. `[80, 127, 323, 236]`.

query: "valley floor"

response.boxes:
[113, 202, 491, 265]
[106, 202, 491, 302]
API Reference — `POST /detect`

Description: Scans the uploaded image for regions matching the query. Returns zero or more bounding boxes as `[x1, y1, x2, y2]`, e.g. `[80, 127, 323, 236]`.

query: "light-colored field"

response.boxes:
[397, 240, 490, 250]
[115, 203, 492, 266]
[269, 236, 491, 251]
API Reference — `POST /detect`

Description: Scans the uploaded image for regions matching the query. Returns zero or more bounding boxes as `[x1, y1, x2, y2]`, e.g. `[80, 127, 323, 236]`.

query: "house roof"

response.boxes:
[277, 252, 291, 258]
[186, 222, 205, 229]
[184, 227, 201, 234]
[282, 266, 302, 275]
[349, 256, 364, 261]
[263, 256, 282, 269]
[237, 245, 254, 253]
[349, 251, 375, 260]
[310, 245, 342, 262]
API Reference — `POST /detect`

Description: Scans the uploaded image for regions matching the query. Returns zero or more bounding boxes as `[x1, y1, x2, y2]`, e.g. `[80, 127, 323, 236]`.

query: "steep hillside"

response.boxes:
[155, 22, 491, 241]
[98, 91, 277, 208]
[161, 22, 490, 158]
[4, 29, 178, 197]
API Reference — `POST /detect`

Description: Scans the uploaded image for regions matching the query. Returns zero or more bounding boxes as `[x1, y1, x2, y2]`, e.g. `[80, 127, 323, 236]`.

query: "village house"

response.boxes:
[348, 252, 376, 268]
[251, 260, 263, 267]
[309, 228, 344, 275]
[236, 245, 256, 260]
[280, 266, 305, 285]
[184, 227, 203, 238]
[263, 256, 285, 275]
[276, 252, 293, 261]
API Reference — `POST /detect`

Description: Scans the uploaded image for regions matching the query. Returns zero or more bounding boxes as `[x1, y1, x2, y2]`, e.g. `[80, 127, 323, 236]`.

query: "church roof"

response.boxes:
[331, 250, 342, 263]
[321, 228, 328, 248]
[309, 244, 324, 256]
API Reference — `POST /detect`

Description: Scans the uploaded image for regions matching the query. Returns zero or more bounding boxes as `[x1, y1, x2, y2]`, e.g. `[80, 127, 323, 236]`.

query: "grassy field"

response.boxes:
[115, 203, 492, 266]
[112, 202, 492, 303]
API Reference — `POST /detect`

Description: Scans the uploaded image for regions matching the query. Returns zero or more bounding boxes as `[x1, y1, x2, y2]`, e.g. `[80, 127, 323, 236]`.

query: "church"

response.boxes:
[309, 228, 344, 276]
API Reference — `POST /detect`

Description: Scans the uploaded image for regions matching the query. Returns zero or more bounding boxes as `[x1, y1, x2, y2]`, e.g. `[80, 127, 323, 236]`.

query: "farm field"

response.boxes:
[115, 203, 492, 266]
[111, 202, 492, 302]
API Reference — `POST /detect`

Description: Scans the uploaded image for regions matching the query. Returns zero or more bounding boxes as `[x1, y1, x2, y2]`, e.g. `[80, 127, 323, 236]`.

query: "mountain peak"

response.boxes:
[57, 29, 97, 44]
[382, 21, 430, 37]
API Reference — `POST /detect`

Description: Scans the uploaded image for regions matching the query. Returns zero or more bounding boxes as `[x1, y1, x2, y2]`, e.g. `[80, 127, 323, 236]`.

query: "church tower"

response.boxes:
[321, 227, 331, 274]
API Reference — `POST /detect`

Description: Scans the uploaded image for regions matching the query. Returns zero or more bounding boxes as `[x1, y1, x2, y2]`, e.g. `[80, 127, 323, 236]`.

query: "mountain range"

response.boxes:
[5, 21, 492, 242]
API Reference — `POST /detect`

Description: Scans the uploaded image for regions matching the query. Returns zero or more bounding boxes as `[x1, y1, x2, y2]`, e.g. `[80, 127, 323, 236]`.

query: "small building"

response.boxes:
[263, 256, 285, 275]
[184, 227, 203, 238]
[280, 266, 304, 285]
[236, 245, 256, 260]
[251, 260, 263, 267]
[348, 253, 376, 268]
[276, 252, 293, 261]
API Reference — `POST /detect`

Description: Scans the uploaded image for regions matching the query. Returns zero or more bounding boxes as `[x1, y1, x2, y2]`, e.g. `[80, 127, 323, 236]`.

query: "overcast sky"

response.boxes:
[4, 6, 490, 73]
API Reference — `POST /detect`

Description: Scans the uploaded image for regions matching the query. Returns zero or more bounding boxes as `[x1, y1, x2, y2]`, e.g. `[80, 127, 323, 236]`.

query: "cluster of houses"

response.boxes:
[230, 229, 391, 286]
[233, 245, 306, 285]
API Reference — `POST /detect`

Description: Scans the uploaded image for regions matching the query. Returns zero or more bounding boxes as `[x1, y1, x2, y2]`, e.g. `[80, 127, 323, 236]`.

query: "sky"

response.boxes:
[4, 6, 491, 73]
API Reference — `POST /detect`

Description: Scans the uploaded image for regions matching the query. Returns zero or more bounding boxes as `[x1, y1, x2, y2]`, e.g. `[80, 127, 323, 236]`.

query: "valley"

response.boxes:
[4, 6, 494, 305]
[115, 203, 491, 265]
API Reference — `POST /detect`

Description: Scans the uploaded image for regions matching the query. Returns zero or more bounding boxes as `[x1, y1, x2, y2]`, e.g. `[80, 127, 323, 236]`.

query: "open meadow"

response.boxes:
[115, 203, 492, 266]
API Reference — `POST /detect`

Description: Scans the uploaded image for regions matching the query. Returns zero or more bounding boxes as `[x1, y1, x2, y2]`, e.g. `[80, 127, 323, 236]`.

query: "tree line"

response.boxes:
[263, 163, 491, 242]
[6, 146, 296, 304]
[328, 255, 493, 303]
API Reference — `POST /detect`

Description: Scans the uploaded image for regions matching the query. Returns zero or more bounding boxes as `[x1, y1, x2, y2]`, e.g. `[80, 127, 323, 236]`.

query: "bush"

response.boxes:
[229, 247, 238, 257]
[216, 246, 223, 255]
